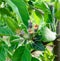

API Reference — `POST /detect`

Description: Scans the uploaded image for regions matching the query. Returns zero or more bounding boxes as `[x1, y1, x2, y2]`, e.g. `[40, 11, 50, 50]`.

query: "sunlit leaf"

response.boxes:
[6, 0, 29, 27]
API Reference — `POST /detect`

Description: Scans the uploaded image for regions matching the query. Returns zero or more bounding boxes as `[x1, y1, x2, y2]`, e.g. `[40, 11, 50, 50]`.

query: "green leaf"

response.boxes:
[0, 8, 11, 16]
[40, 49, 55, 61]
[56, 10, 60, 20]
[25, 42, 33, 51]
[0, 15, 5, 26]
[11, 0, 29, 27]
[10, 35, 20, 41]
[0, 26, 14, 36]
[0, 46, 7, 61]
[5, 16, 20, 33]
[6, 0, 29, 27]
[32, 41, 45, 51]
[31, 11, 41, 25]
[12, 46, 31, 61]
[9, 35, 20, 52]
[34, 1, 51, 14]
[55, 2, 60, 20]
[31, 57, 39, 61]
[6, 0, 22, 24]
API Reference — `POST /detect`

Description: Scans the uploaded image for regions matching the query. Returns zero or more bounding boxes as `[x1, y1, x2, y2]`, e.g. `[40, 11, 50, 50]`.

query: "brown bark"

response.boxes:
[54, 21, 60, 61]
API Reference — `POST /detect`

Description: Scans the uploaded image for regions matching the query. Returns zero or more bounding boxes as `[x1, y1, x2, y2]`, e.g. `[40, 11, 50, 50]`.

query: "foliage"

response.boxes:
[0, 0, 59, 61]
[39, 49, 55, 61]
